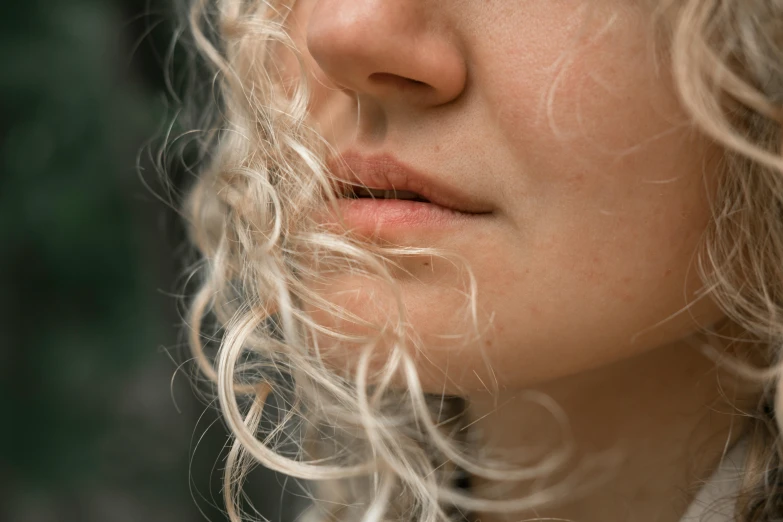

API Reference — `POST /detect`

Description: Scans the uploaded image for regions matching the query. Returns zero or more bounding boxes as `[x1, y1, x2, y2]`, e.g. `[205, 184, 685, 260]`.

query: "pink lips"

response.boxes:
[323, 151, 493, 238]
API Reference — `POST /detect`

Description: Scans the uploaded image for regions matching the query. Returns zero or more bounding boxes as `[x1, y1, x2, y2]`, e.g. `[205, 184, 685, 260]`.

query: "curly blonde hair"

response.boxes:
[177, 0, 783, 520]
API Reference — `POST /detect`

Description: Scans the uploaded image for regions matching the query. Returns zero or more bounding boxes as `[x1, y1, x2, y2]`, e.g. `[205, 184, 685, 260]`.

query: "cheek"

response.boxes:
[277, 0, 344, 117]
[478, 159, 722, 389]
[451, 11, 727, 387]
[479, 4, 684, 165]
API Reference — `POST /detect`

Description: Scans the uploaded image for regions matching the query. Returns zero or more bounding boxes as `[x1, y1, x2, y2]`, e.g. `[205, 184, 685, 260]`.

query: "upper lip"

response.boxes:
[328, 151, 493, 214]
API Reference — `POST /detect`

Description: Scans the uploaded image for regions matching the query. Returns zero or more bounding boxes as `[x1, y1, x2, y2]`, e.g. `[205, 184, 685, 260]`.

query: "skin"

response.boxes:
[278, 1, 758, 521]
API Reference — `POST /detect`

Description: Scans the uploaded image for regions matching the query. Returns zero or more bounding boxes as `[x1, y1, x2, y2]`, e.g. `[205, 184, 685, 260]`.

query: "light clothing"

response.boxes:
[299, 440, 749, 522]
[679, 440, 748, 522]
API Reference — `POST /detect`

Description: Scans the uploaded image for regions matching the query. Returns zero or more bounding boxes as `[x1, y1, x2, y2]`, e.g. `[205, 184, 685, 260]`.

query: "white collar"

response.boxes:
[679, 440, 748, 522]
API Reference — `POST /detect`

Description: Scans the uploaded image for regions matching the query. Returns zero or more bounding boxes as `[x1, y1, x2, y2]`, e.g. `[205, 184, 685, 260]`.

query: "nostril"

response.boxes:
[369, 72, 429, 89]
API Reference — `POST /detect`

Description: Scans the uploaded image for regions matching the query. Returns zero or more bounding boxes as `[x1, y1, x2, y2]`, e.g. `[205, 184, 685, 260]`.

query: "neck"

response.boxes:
[467, 337, 756, 522]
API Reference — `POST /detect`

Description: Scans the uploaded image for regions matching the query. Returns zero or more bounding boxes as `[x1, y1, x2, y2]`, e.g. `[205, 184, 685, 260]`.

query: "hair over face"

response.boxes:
[178, 1, 783, 521]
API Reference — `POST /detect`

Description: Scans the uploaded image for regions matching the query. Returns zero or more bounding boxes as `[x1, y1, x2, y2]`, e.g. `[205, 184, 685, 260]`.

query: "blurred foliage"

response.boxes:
[0, 0, 283, 520]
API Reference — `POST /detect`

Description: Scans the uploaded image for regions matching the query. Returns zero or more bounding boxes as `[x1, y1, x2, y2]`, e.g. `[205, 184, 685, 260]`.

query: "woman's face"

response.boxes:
[284, 0, 725, 392]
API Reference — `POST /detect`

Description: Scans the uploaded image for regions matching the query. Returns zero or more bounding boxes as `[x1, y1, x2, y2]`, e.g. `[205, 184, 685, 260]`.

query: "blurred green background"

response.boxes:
[0, 1, 298, 520]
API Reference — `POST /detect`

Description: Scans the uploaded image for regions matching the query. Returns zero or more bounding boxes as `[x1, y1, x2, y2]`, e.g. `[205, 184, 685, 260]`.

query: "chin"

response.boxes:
[303, 246, 727, 396]
[303, 267, 498, 393]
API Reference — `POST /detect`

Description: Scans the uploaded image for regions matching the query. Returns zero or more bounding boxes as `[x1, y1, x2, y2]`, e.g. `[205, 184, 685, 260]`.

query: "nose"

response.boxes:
[305, 0, 467, 107]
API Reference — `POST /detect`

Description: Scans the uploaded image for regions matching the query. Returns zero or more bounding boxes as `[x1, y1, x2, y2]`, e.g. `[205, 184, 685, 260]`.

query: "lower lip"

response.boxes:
[322, 198, 488, 237]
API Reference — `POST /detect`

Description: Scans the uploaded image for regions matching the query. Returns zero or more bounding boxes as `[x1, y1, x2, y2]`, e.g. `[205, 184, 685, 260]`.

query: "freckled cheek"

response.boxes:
[494, 87, 669, 171]
[487, 42, 682, 167]
[517, 205, 702, 306]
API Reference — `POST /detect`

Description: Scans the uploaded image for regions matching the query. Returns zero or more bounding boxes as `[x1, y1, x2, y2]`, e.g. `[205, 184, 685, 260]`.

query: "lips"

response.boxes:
[328, 151, 494, 215]
[316, 151, 494, 238]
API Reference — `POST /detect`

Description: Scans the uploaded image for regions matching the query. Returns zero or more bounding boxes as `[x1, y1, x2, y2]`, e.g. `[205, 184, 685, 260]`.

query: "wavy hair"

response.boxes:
[176, 1, 783, 520]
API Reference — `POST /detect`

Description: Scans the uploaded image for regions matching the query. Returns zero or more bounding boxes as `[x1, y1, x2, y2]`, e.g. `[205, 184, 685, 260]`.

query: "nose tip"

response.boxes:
[305, 1, 466, 107]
